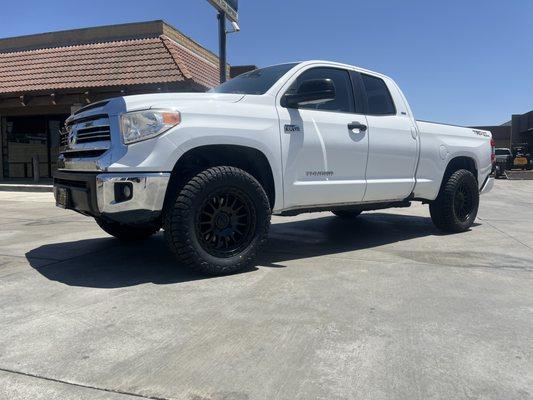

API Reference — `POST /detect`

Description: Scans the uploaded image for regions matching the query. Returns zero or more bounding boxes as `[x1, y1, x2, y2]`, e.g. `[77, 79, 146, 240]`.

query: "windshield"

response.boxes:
[495, 149, 511, 155]
[210, 63, 300, 95]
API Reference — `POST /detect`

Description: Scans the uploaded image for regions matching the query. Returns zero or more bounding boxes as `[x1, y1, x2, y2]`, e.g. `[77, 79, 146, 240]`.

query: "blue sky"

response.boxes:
[1, 0, 531, 126]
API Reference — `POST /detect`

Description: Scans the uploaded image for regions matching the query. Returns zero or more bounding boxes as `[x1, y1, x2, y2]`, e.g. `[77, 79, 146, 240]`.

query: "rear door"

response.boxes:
[357, 73, 419, 201]
[277, 66, 369, 209]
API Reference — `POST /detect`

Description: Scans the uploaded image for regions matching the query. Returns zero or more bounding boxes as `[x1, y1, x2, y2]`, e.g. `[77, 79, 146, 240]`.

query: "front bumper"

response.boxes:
[54, 171, 170, 224]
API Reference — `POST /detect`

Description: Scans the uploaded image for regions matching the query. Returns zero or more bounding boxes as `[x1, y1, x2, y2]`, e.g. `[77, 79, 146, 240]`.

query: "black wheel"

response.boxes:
[163, 166, 271, 276]
[429, 169, 479, 233]
[331, 210, 362, 218]
[95, 218, 160, 240]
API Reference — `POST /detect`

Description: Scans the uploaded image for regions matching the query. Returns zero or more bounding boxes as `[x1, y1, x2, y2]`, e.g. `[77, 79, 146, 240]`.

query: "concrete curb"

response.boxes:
[0, 184, 53, 193]
[505, 171, 533, 180]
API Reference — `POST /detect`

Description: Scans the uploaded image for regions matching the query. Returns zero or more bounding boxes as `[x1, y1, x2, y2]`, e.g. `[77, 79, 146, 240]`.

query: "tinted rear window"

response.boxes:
[210, 63, 299, 95]
[361, 74, 396, 115]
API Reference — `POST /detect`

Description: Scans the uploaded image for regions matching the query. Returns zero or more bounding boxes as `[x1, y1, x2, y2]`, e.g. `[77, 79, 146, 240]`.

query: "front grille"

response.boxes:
[60, 113, 112, 158]
[75, 125, 111, 144]
[59, 129, 68, 147]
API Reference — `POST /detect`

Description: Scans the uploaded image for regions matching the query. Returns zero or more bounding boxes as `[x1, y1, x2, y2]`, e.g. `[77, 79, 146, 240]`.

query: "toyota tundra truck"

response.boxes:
[54, 60, 494, 275]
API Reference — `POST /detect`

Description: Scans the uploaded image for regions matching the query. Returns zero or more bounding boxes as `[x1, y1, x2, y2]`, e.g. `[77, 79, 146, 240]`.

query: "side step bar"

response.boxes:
[279, 200, 411, 217]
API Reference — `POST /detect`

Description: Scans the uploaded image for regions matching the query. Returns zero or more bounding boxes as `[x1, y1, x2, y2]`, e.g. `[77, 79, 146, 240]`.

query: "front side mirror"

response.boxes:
[284, 78, 336, 108]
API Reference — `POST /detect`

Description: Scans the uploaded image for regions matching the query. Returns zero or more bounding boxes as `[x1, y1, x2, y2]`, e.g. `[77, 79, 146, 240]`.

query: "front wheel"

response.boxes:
[429, 169, 479, 233]
[163, 166, 271, 276]
[95, 218, 160, 240]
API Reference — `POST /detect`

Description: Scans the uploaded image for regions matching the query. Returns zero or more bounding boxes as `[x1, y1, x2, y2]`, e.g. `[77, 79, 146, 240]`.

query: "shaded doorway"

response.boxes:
[1, 114, 68, 180]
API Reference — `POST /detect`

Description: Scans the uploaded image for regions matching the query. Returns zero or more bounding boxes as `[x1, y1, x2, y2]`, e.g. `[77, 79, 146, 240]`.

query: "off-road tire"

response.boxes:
[95, 218, 160, 240]
[429, 169, 479, 233]
[331, 210, 363, 218]
[163, 166, 271, 276]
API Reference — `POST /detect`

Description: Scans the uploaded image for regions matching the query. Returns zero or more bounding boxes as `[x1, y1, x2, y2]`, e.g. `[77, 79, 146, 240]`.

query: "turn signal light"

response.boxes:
[162, 112, 181, 125]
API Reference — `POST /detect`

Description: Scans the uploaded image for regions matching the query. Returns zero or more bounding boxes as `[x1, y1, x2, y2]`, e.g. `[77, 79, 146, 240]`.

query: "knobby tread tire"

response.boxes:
[163, 166, 271, 276]
[95, 218, 160, 240]
[429, 169, 479, 233]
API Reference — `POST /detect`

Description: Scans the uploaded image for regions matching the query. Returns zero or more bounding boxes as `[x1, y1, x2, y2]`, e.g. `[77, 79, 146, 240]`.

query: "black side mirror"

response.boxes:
[284, 78, 336, 108]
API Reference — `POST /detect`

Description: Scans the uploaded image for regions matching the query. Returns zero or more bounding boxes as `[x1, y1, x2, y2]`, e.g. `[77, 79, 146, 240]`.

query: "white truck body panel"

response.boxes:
[57, 60, 493, 215]
[414, 120, 493, 200]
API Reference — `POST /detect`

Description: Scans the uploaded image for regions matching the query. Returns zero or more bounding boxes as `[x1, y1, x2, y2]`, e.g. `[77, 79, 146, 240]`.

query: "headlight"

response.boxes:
[120, 110, 181, 144]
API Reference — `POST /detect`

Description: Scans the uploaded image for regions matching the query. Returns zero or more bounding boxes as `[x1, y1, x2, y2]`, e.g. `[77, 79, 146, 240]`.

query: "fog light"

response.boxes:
[123, 184, 132, 198]
[114, 182, 133, 203]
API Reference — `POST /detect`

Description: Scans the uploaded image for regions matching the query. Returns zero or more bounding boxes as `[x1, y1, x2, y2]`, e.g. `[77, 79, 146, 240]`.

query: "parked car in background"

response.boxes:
[495, 148, 513, 168]
[53, 60, 494, 275]
[494, 148, 512, 178]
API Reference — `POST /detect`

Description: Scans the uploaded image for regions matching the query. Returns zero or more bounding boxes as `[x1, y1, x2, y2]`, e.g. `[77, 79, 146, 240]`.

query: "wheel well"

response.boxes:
[163, 145, 276, 211]
[443, 156, 478, 183]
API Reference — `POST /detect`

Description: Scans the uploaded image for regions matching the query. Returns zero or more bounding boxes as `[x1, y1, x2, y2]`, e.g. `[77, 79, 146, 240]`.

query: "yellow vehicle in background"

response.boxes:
[512, 145, 531, 170]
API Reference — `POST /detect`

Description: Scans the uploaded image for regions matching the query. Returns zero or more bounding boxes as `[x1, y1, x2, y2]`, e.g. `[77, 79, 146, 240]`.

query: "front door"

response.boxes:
[277, 66, 369, 210]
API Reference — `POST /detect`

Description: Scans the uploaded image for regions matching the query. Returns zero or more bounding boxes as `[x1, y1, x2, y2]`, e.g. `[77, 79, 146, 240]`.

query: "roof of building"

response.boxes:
[0, 21, 221, 96]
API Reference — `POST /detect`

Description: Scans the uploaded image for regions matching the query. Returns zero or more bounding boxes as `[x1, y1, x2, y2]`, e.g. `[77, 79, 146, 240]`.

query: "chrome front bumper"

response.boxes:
[54, 171, 170, 223]
[96, 173, 170, 214]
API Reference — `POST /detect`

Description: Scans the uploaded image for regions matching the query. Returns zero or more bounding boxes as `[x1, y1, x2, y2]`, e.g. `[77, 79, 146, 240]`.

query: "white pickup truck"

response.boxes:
[54, 60, 494, 275]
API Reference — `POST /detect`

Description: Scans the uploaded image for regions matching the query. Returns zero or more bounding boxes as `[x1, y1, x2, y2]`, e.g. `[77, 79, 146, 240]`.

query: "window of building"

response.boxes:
[1, 115, 67, 179]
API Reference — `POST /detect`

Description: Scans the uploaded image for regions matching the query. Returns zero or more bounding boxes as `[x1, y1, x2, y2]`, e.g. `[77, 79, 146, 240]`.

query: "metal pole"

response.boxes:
[218, 11, 227, 84]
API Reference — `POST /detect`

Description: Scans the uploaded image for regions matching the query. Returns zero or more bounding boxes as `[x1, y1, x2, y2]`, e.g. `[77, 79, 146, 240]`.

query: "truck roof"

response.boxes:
[287, 60, 394, 81]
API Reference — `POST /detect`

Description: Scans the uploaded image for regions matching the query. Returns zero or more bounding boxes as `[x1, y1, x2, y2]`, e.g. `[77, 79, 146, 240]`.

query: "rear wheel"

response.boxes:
[331, 210, 362, 218]
[95, 218, 160, 240]
[163, 166, 271, 276]
[429, 169, 479, 233]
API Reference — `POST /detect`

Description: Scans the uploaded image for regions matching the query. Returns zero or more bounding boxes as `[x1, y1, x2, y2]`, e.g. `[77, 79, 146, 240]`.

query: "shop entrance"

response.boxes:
[1, 114, 68, 180]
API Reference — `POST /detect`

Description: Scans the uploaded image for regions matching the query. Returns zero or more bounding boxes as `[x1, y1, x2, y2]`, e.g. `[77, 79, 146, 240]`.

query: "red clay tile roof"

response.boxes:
[0, 35, 220, 94]
[161, 35, 220, 89]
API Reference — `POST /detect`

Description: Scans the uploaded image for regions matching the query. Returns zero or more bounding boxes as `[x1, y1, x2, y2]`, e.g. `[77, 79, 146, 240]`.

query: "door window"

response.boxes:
[361, 74, 396, 115]
[285, 67, 355, 113]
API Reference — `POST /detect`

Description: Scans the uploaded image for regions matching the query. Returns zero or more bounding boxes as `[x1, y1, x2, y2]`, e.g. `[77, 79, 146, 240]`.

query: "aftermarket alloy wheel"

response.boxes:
[95, 218, 160, 240]
[331, 210, 363, 218]
[429, 169, 479, 233]
[164, 166, 271, 275]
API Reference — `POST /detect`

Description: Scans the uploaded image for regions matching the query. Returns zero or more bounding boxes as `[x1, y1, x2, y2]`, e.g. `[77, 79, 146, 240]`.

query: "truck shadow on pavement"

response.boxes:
[25, 213, 452, 288]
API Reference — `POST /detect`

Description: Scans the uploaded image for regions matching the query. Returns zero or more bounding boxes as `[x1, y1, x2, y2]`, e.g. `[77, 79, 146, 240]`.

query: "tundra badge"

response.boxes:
[284, 124, 301, 133]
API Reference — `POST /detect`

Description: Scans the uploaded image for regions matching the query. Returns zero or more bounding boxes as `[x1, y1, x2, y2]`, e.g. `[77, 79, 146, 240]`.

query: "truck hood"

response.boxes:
[117, 92, 246, 113]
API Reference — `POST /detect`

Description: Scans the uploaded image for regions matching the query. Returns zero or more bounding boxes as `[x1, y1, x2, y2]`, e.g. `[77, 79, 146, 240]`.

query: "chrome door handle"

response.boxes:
[348, 122, 367, 132]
